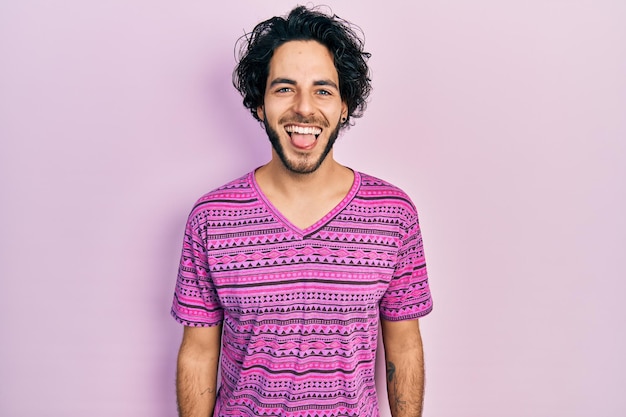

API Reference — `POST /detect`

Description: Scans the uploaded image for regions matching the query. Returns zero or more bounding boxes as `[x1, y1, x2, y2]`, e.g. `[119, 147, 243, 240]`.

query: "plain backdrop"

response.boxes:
[1, 1, 625, 416]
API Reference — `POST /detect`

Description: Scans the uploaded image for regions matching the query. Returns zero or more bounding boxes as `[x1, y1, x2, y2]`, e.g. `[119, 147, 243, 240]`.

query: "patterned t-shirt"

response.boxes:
[171, 170, 432, 417]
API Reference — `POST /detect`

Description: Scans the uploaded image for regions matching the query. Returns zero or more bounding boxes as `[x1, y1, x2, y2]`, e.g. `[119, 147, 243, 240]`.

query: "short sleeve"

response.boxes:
[171, 210, 223, 327]
[379, 206, 433, 321]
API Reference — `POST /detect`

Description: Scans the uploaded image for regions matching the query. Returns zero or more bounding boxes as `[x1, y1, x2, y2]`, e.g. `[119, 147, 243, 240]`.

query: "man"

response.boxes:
[171, 6, 433, 417]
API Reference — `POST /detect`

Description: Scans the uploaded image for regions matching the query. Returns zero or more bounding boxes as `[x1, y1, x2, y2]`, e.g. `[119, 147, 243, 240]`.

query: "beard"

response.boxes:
[263, 115, 341, 175]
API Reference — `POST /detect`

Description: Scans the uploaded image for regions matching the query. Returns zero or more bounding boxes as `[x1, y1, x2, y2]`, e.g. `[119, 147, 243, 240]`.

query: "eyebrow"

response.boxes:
[313, 79, 339, 90]
[269, 78, 339, 90]
[269, 78, 296, 87]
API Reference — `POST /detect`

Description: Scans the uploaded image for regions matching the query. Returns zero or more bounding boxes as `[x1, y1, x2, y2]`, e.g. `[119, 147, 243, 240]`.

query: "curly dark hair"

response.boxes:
[233, 6, 372, 128]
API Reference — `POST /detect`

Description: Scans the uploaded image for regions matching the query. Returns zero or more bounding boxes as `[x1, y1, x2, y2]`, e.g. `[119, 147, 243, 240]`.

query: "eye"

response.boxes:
[316, 89, 332, 96]
[276, 87, 293, 93]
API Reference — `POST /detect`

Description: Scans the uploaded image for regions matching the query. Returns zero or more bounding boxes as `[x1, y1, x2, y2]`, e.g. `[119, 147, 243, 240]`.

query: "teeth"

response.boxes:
[285, 125, 322, 135]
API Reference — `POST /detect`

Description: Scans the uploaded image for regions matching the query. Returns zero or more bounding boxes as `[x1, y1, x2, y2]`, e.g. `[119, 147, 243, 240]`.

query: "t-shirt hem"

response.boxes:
[380, 305, 433, 322]
[170, 309, 223, 327]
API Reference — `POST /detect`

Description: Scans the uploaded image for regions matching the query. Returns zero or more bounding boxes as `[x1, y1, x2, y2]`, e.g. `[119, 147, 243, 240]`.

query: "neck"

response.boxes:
[256, 151, 351, 199]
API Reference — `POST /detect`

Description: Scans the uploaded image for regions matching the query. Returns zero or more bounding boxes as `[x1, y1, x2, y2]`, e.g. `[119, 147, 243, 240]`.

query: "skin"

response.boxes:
[381, 318, 426, 417]
[175, 39, 427, 416]
[176, 325, 222, 416]
[255, 40, 353, 230]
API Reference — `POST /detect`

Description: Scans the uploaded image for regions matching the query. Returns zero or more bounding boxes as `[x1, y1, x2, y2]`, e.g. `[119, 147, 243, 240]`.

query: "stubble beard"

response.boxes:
[263, 116, 342, 175]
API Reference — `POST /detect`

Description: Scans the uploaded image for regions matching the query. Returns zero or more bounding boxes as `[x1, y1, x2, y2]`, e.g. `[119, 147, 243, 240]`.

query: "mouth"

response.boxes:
[284, 124, 322, 149]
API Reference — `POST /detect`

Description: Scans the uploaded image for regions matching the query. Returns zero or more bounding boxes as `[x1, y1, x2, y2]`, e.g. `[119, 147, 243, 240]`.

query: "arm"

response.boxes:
[176, 324, 222, 417]
[380, 318, 425, 417]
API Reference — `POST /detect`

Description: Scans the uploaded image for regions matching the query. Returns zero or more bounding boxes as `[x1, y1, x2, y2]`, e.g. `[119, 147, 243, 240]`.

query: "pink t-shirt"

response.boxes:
[171, 170, 432, 417]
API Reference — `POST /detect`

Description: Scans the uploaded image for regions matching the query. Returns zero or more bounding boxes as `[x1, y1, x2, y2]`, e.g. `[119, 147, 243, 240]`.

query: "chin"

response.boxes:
[264, 117, 342, 174]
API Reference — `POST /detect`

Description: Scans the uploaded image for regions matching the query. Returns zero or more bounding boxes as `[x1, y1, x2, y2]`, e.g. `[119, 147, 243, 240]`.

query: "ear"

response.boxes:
[257, 105, 265, 121]
[341, 102, 348, 120]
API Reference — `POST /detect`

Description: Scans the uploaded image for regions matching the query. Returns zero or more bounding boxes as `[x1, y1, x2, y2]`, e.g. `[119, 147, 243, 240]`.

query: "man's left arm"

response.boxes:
[380, 318, 425, 417]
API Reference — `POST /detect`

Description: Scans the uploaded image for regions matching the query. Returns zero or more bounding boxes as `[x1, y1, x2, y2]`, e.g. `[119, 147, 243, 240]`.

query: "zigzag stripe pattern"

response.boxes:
[172, 171, 432, 417]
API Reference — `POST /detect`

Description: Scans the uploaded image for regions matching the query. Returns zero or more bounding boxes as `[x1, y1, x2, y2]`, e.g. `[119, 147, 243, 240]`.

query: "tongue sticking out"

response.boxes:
[291, 133, 317, 149]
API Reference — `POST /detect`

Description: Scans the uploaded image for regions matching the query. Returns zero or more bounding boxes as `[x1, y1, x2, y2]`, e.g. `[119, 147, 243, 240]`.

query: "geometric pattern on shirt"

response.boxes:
[172, 170, 432, 417]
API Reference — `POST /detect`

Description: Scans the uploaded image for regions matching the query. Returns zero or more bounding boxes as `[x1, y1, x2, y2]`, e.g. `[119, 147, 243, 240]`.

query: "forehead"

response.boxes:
[268, 40, 338, 82]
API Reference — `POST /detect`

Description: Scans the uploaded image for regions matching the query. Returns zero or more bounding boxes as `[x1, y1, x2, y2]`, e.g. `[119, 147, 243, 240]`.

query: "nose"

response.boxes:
[293, 92, 314, 116]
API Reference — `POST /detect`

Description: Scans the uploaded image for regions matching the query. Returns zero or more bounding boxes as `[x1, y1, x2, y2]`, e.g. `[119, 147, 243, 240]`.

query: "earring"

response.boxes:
[341, 117, 347, 123]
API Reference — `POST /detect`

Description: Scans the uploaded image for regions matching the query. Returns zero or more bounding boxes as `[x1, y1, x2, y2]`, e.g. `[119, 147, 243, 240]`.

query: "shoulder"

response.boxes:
[355, 171, 418, 214]
[187, 171, 259, 221]
[355, 172, 425, 240]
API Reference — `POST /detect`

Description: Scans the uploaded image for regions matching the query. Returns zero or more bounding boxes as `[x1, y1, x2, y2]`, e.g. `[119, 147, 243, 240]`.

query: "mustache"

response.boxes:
[278, 113, 330, 128]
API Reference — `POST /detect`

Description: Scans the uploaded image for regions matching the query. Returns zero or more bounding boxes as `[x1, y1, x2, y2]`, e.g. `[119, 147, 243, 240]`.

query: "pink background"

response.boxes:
[1, 1, 625, 416]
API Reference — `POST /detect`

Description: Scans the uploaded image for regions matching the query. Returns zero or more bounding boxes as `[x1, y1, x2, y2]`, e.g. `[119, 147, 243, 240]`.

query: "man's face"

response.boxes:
[257, 40, 347, 174]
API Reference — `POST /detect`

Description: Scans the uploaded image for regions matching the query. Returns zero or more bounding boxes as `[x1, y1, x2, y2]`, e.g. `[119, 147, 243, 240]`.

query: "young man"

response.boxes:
[171, 6, 433, 417]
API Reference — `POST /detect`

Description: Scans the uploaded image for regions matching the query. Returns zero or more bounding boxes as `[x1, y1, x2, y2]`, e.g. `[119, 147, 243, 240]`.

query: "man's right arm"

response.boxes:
[176, 324, 222, 417]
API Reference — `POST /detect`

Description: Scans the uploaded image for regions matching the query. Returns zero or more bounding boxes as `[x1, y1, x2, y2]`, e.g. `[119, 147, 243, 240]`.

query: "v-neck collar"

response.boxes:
[249, 169, 361, 238]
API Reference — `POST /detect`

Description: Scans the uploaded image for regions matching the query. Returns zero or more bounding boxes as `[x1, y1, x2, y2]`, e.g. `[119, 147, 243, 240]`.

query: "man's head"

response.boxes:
[233, 6, 372, 129]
